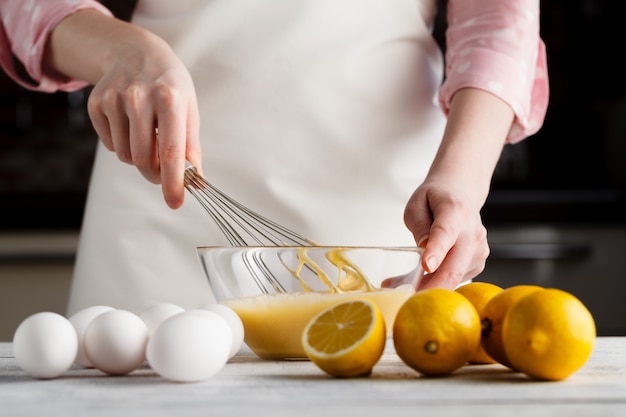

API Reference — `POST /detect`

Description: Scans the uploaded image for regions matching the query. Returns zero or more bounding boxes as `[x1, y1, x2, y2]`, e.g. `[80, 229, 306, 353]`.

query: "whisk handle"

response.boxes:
[185, 160, 197, 172]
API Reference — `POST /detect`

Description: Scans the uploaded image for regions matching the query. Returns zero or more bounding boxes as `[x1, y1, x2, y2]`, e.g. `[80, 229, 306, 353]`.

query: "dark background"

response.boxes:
[434, 0, 626, 225]
[0, 0, 625, 230]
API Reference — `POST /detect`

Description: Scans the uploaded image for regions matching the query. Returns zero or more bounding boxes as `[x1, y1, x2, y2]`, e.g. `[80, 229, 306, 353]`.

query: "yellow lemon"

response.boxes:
[301, 299, 386, 378]
[502, 288, 596, 381]
[480, 284, 544, 369]
[455, 281, 504, 364]
[393, 288, 481, 376]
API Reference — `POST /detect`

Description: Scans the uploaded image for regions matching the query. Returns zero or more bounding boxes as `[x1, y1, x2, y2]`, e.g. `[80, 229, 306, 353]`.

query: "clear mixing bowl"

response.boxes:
[197, 246, 424, 359]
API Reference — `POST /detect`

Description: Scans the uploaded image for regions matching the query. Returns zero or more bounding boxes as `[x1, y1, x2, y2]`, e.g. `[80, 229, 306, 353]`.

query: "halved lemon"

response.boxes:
[301, 299, 386, 378]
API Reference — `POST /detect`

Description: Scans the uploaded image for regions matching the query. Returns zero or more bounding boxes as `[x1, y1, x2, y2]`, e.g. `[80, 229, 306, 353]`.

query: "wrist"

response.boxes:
[428, 88, 514, 204]
[44, 9, 165, 85]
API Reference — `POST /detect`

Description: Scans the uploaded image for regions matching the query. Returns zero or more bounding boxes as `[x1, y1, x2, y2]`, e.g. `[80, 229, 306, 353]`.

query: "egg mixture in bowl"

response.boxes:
[197, 246, 424, 359]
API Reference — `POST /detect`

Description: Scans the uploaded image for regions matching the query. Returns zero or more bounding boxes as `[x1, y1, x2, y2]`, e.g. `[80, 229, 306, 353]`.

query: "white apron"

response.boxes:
[66, 0, 446, 315]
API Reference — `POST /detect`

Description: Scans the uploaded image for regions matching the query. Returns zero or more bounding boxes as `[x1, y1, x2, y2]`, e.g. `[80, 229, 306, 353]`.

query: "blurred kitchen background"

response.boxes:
[1, 1, 625, 340]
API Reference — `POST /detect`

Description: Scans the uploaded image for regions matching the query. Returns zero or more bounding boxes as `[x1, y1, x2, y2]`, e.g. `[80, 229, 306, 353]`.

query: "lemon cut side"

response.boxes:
[301, 299, 386, 378]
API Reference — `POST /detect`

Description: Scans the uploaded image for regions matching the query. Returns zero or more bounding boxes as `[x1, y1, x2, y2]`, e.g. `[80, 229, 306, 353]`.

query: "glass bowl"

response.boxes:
[196, 246, 424, 359]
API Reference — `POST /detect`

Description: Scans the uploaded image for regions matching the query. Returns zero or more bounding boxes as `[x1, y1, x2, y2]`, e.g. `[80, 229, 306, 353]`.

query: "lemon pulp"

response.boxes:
[301, 299, 386, 377]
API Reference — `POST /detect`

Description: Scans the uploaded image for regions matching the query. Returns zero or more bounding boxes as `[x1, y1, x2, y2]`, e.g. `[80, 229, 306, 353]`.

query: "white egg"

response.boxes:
[139, 303, 185, 336]
[146, 310, 232, 382]
[198, 302, 244, 358]
[13, 312, 78, 379]
[83, 309, 149, 376]
[68, 305, 116, 367]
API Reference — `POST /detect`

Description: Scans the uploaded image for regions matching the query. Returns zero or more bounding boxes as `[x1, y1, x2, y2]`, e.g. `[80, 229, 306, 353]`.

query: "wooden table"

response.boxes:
[1, 338, 625, 416]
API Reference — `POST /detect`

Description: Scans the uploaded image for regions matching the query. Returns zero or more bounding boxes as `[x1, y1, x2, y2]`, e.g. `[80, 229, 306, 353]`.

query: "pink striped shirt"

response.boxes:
[0, 0, 548, 143]
[0, 0, 111, 92]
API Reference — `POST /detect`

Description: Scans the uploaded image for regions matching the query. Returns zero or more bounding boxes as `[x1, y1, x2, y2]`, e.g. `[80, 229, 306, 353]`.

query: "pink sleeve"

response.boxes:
[438, 0, 549, 143]
[0, 0, 113, 93]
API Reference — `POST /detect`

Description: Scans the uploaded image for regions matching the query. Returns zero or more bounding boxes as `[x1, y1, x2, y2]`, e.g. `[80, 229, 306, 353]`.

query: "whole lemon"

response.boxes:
[393, 288, 481, 376]
[455, 281, 503, 364]
[480, 284, 543, 369]
[502, 288, 596, 381]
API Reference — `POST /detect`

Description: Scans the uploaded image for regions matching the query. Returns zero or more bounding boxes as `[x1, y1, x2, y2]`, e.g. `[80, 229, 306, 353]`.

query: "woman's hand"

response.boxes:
[87, 32, 200, 209]
[383, 88, 515, 291]
[44, 9, 202, 209]
[402, 177, 490, 290]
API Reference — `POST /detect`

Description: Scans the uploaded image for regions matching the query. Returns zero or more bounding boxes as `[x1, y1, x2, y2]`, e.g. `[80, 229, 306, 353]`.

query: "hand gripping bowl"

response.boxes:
[197, 246, 424, 359]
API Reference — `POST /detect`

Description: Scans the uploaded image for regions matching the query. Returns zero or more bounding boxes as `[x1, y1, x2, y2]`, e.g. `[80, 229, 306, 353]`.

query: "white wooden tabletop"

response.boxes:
[1, 338, 625, 417]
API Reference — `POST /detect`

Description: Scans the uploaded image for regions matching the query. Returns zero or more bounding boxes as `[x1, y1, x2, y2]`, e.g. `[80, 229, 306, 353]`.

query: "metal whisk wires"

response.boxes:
[184, 161, 316, 247]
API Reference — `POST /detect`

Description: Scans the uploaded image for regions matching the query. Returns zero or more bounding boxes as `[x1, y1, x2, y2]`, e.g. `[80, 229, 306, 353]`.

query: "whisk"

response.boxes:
[183, 161, 317, 247]
[184, 161, 403, 295]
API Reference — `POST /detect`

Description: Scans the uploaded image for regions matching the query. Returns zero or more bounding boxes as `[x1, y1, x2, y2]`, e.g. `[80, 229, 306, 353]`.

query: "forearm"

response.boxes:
[427, 87, 514, 207]
[441, 0, 548, 144]
[0, 0, 111, 91]
[43, 8, 165, 85]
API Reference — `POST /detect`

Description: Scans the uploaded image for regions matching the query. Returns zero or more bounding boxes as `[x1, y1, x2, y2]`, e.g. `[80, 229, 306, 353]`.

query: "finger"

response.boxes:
[126, 86, 160, 183]
[419, 206, 463, 273]
[128, 116, 159, 184]
[380, 263, 425, 289]
[107, 108, 131, 164]
[417, 236, 489, 290]
[416, 245, 467, 290]
[416, 271, 459, 291]
[87, 91, 113, 151]
[404, 192, 433, 247]
[416, 268, 478, 291]
[155, 89, 187, 209]
[184, 94, 203, 177]
[89, 88, 132, 162]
